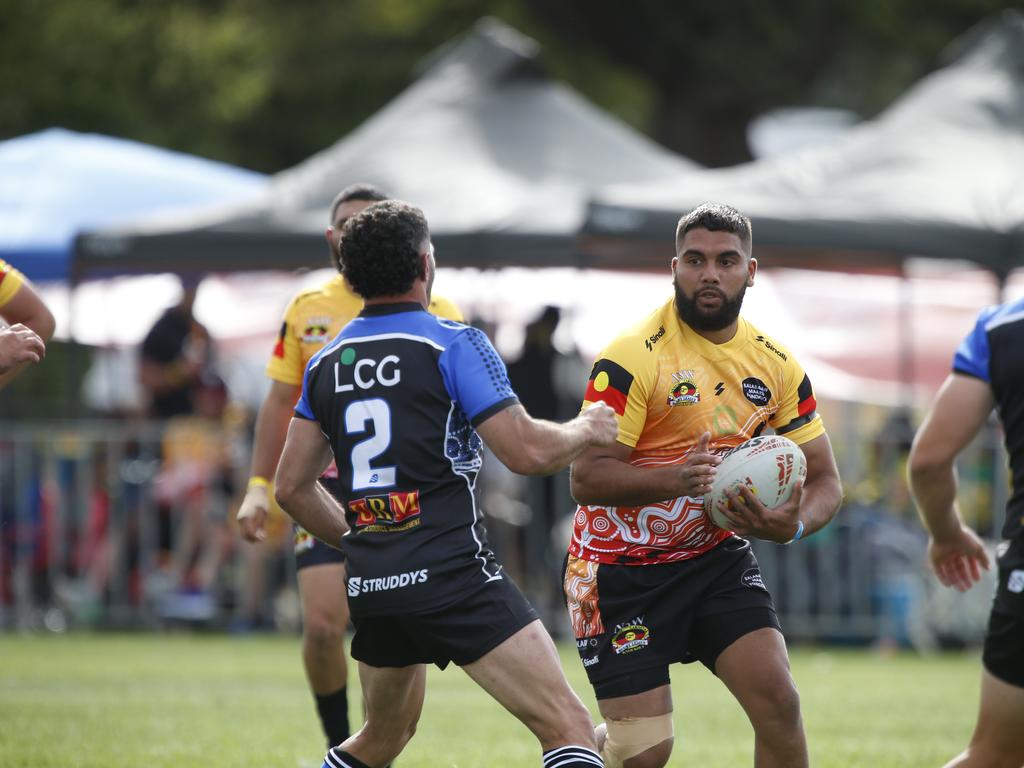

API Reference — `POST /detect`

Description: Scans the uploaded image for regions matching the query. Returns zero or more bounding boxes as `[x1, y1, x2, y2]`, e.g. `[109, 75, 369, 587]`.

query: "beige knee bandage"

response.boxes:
[600, 713, 674, 768]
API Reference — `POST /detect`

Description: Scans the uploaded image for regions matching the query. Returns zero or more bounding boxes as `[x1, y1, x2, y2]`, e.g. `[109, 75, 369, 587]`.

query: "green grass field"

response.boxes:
[0, 633, 979, 767]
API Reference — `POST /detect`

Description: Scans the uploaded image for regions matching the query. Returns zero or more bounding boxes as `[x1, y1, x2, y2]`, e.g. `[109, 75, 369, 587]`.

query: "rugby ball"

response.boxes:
[705, 435, 806, 529]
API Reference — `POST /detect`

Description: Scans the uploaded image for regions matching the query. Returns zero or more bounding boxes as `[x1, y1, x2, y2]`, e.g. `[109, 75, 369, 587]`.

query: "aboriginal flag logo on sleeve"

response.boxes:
[584, 359, 634, 416]
[797, 373, 817, 417]
[778, 373, 818, 434]
[272, 321, 287, 358]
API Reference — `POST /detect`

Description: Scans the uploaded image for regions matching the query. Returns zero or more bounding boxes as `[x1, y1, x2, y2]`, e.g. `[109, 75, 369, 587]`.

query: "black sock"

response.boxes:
[542, 745, 604, 767]
[323, 748, 370, 768]
[315, 686, 350, 748]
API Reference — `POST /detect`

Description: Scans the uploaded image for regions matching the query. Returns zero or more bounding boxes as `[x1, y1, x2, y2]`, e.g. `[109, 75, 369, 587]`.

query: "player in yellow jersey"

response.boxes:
[564, 204, 842, 768]
[235, 184, 462, 750]
[0, 259, 54, 388]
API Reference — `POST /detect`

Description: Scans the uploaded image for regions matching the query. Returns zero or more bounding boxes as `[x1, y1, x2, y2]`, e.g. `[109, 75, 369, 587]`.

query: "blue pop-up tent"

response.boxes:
[0, 128, 266, 282]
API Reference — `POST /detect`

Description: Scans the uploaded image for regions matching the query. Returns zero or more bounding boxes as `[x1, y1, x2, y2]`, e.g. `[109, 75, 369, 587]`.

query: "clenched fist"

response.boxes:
[581, 401, 619, 447]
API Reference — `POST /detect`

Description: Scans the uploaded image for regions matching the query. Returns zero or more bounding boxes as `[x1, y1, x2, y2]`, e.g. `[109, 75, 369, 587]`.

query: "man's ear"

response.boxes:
[325, 227, 334, 246]
[419, 250, 430, 281]
[747, 256, 758, 287]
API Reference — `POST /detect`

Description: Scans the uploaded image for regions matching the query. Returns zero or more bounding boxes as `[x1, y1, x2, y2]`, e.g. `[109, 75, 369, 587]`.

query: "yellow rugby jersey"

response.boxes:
[570, 295, 824, 566]
[266, 274, 463, 386]
[0, 259, 25, 309]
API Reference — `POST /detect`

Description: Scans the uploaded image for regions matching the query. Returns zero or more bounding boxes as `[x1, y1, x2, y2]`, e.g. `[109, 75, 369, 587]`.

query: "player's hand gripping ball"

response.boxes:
[704, 435, 806, 529]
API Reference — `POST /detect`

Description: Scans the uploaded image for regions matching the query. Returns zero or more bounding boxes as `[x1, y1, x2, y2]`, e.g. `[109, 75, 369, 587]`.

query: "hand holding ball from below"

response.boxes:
[704, 435, 807, 544]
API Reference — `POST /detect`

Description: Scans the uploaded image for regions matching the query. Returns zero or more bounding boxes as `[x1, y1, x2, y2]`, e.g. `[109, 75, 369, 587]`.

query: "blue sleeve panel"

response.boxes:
[293, 355, 320, 420]
[438, 326, 519, 426]
[953, 305, 999, 383]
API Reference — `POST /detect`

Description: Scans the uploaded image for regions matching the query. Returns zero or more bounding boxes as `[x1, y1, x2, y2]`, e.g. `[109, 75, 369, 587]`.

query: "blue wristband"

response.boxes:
[786, 520, 804, 545]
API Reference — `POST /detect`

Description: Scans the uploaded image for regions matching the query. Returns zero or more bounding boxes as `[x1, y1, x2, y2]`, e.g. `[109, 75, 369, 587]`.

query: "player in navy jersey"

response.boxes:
[274, 200, 618, 768]
[909, 297, 1024, 767]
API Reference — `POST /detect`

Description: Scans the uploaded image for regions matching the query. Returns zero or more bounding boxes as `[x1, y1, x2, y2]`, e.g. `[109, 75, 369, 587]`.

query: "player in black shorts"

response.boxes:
[909, 297, 1024, 767]
[274, 200, 619, 768]
[236, 184, 463, 750]
[566, 205, 843, 768]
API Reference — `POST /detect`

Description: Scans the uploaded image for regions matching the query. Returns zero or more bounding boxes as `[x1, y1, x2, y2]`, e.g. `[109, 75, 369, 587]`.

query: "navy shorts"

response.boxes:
[564, 536, 781, 700]
[983, 538, 1024, 687]
[350, 574, 539, 670]
[294, 477, 346, 571]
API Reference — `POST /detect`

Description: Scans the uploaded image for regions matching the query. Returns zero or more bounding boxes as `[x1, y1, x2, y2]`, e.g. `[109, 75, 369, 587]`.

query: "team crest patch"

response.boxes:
[1009, 570, 1024, 594]
[611, 618, 650, 655]
[302, 316, 332, 343]
[667, 370, 700, 406]
[742, 377, 771, 406]
[272, 321, 287, 358]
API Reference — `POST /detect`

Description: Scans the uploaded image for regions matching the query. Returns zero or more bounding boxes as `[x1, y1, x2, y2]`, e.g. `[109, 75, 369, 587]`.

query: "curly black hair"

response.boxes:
[675, 202, 752, 254]
[339, 201, 430, 299]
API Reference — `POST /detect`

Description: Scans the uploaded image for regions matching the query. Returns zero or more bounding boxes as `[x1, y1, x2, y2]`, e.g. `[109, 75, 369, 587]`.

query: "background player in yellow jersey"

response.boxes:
[235, 184, 462, 749]
[0, 258, 54, 388]
[564, 204, 842, 768]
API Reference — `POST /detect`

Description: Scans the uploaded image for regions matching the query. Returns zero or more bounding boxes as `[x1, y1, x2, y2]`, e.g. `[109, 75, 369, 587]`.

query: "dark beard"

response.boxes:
[674, 281, 746, 331]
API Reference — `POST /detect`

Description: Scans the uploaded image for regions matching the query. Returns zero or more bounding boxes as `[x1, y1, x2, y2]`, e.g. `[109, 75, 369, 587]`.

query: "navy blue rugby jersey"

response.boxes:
[953, 297, 1024, 543]
[295, 302, 518, 616]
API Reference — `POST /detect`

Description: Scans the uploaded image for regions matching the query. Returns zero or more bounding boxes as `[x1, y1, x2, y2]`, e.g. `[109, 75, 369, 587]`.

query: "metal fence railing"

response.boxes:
[0, 419, 279, 632]
[0, 408, 1010, 647]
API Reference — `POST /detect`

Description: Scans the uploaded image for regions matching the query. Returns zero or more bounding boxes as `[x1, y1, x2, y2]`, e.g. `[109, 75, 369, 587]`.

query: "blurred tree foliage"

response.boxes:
[0, 0, 1019, 171]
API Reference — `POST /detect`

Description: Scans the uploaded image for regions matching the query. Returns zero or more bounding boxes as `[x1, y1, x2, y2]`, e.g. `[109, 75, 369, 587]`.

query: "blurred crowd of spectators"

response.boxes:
[0, 285, 1003, 650]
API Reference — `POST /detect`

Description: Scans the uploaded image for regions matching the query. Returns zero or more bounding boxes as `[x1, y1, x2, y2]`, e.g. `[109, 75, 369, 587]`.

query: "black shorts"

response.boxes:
[564, 536, 781, 700]
[294, 477, 346, 571]
[983, 538, 1024, 687]
[350, 574, 539, 670]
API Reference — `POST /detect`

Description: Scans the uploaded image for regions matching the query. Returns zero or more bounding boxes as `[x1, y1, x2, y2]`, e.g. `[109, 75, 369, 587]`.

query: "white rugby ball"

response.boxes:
[705, 435, 807, 529]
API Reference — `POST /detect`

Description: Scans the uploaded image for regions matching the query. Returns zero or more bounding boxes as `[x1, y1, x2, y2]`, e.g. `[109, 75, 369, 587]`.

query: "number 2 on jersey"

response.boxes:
[345, 398, 397, 490]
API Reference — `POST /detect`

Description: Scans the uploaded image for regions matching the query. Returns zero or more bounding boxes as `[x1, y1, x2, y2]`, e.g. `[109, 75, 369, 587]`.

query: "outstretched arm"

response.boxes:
[274, 417, 349, 548]
[908, 373, 993, 592]
[475, 402, 619, 476]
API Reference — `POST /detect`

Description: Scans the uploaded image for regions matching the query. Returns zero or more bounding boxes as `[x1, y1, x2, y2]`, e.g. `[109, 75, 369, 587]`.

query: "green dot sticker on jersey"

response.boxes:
[340, 348, 356, 365]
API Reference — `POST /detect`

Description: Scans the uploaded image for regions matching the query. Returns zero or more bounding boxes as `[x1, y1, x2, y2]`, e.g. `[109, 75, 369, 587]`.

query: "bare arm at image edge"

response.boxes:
[908, 373, 994, 592]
